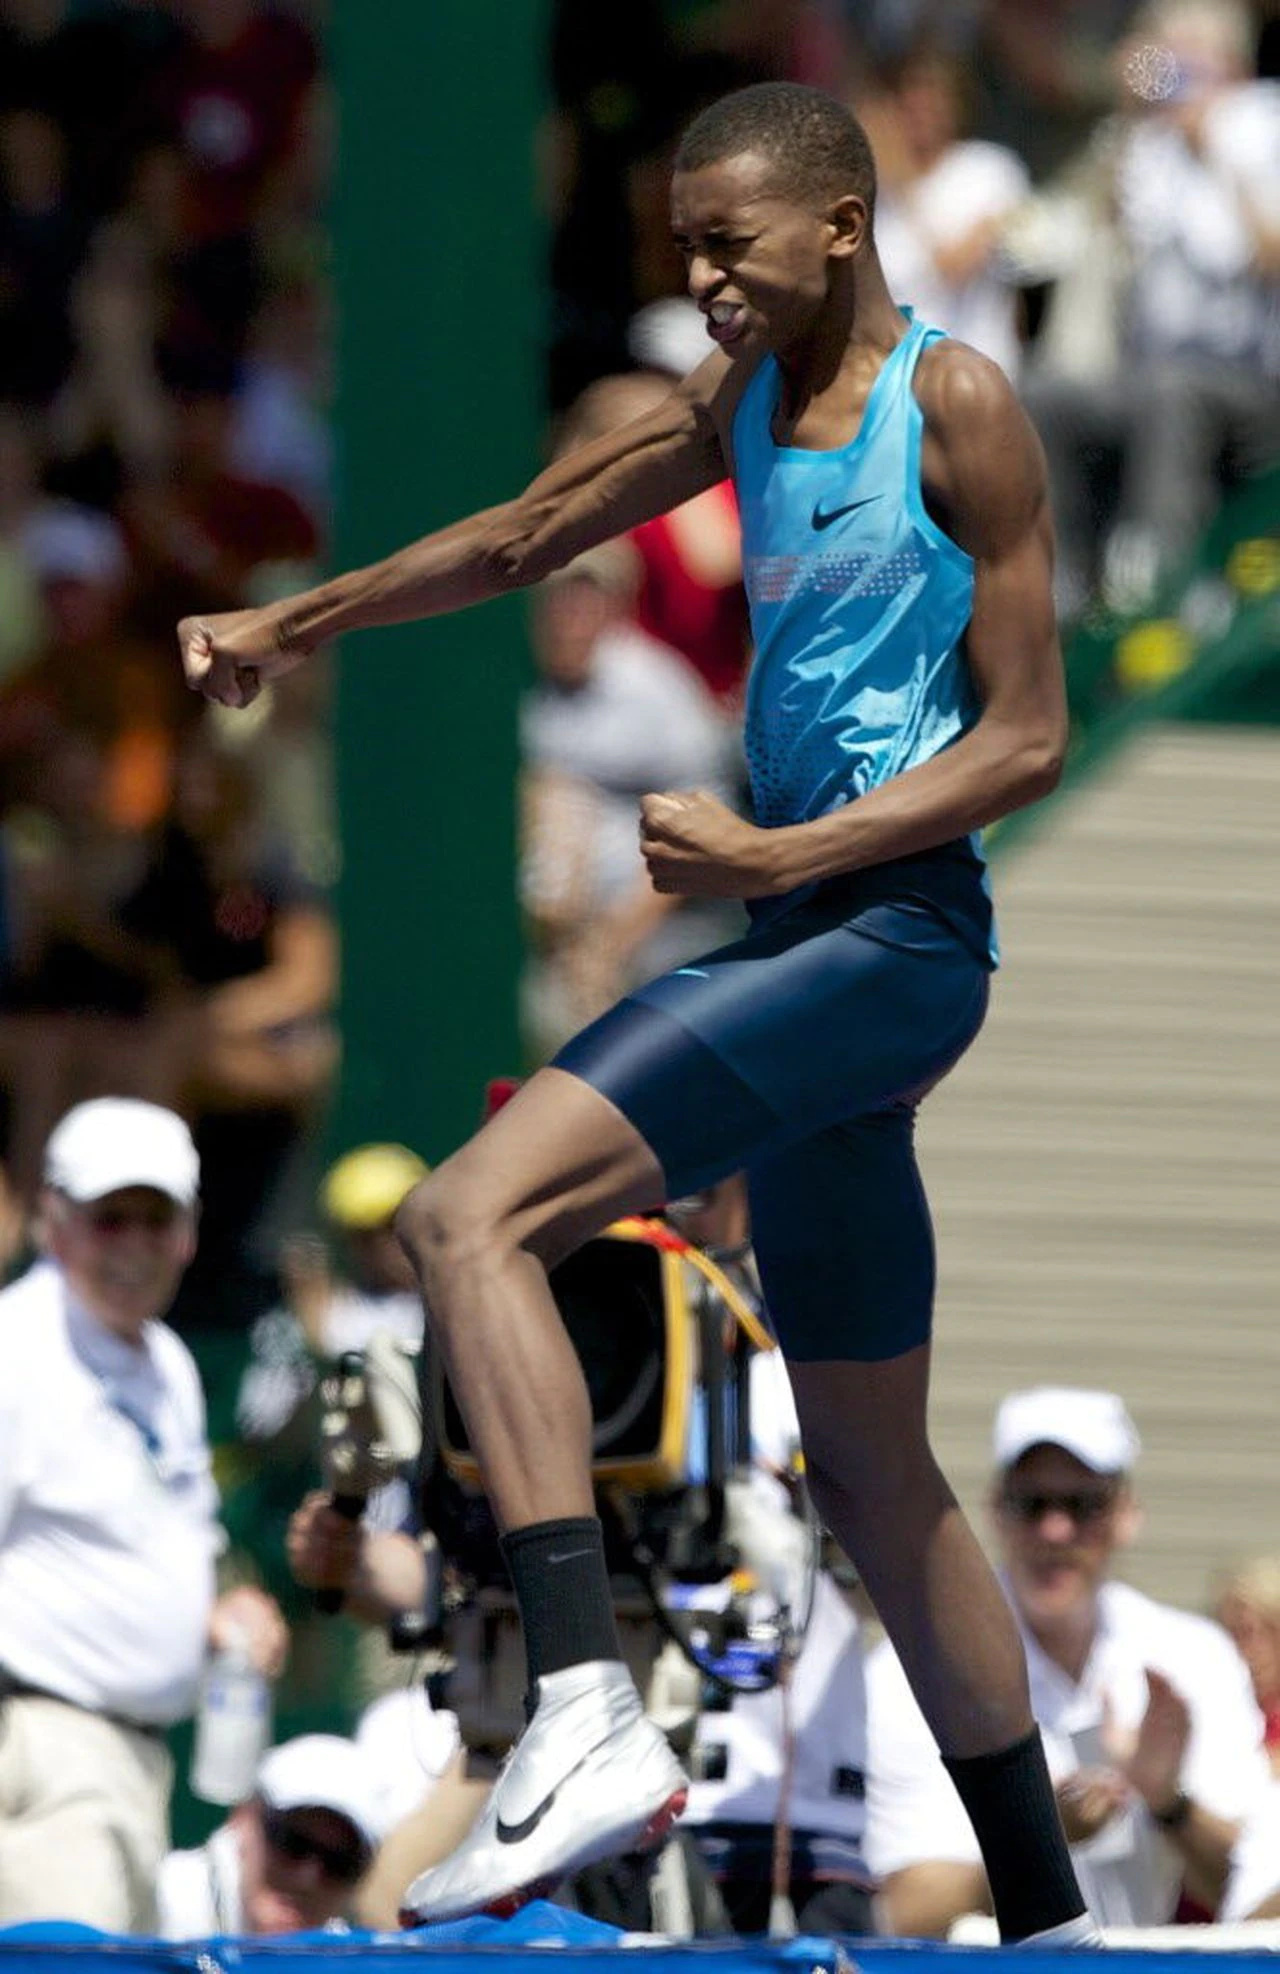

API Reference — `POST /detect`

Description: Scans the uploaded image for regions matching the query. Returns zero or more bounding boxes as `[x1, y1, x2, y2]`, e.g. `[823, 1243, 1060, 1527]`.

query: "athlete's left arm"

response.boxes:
[641, 346, 1066, 898]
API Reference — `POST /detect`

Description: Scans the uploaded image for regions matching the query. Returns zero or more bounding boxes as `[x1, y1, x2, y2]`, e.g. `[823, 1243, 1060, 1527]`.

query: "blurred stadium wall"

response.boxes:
[328, 2, 544, 1163]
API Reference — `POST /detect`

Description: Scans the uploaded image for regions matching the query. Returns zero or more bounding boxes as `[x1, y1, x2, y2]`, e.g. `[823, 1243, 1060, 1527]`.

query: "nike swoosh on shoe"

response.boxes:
[492, 1720, 619, 1839]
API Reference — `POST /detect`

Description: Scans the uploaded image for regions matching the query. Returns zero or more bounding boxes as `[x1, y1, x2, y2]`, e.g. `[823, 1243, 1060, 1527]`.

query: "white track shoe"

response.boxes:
[399, 1659, 689, 1926]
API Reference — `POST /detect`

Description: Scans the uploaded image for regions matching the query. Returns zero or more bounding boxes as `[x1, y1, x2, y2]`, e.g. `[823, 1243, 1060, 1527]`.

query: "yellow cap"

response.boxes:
[319, 1143, 429, 1230]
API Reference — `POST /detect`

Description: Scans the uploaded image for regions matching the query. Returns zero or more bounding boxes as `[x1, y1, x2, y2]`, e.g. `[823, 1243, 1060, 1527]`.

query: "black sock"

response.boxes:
[501, 1516, 621, 1690]
[943, 1728, 1086, 1941]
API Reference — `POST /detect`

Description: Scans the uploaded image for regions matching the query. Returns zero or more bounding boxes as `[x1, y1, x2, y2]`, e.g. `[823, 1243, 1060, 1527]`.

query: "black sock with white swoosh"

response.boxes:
[502, 1516, 622, 1691]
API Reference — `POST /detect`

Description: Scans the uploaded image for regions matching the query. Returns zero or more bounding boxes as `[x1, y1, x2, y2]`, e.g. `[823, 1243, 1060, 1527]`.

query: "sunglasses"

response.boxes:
[85, 1202, 183, 1235]
[262, 1809, 369, 1884]
[1001, 1488, 1117, 1525]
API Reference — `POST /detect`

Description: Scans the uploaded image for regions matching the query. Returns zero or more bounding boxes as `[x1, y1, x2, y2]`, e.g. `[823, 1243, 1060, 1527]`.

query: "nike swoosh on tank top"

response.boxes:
[732, 308, 996, 961]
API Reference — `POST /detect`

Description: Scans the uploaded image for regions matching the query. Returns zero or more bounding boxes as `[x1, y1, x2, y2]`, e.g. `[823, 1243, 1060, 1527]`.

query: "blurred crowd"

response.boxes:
[3, 1095, 1280, 1941]
[524, 0, 1280, 1043]
[0, 0, 335, 1325]
[1, 0, 1279, 1942]
[2, 0, 1278, 1299]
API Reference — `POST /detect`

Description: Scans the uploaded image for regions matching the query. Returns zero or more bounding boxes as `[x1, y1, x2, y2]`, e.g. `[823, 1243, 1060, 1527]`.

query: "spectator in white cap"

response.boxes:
[0, 1098, 287, 1933]
[864, 1386, 1269, 1938]
[156, 1732, 386, 1937]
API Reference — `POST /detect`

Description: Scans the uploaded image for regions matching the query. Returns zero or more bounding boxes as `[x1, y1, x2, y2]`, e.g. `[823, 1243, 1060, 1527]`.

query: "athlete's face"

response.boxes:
[670, 151, 863, 360]
[992, 1445, 1133, 1632]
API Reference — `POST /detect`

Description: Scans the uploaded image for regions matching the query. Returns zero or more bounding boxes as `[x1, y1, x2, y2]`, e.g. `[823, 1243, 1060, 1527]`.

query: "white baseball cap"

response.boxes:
[43, 1099, 200, 1207]
[256, 1735, 387, 1854]
[354, 1688, 462, 1830]
[993, 1386, 1141, 1476]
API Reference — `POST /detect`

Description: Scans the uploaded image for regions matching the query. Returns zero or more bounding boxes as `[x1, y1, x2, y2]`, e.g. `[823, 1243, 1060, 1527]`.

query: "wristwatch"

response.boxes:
[1151, 1788, 1192, 1830]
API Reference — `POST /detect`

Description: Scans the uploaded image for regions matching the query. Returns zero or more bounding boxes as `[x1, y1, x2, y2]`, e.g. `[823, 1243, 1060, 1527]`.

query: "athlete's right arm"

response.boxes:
[178, 352, 747, 708]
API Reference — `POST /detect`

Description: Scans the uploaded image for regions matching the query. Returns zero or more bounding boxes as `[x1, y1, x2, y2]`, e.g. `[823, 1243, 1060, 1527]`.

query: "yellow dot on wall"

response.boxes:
[1115, 619, 1193, 692]
[1226, 537, 1280, 598]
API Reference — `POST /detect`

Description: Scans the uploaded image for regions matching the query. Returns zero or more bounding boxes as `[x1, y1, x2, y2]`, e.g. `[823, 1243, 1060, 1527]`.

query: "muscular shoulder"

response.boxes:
[679, 345, 769, 473]
[914, 338, 1048, 555]
[914, 339, 1033, 460]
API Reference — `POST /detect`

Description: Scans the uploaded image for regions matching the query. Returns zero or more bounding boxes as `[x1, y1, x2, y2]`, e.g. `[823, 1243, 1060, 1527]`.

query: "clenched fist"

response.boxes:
[177, 606, 311, 709]
[639, 789, 790, 899]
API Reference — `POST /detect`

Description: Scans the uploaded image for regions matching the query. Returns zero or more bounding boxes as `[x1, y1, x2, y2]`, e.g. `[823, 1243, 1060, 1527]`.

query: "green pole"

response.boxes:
[329, 4, 544, 1162]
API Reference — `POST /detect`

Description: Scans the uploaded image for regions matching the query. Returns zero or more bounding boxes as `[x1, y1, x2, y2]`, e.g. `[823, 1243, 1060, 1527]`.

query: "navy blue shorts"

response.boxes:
[553, 872, 990, 1361]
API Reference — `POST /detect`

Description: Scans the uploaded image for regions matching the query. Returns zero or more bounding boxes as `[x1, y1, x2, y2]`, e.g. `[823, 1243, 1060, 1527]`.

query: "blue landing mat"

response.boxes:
[2, 1907, 1278, 1971]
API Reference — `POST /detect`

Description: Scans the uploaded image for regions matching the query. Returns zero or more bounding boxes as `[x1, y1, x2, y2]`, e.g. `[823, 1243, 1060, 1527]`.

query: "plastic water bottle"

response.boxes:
[190, 1632, 272, 1805]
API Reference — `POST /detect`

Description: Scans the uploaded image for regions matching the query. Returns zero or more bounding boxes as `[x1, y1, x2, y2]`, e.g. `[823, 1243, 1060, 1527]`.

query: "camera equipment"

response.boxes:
[614, 1464, 821, 1716]
[315, 1218, 820, 1731]
[429, 1213, 819, 1703]
[314, 1332, 423, 1614]
[433, 1216, 771, 1494]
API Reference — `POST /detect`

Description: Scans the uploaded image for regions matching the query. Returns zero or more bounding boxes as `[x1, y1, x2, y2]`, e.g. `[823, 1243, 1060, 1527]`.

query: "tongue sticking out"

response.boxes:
[707, 304, 745, 345]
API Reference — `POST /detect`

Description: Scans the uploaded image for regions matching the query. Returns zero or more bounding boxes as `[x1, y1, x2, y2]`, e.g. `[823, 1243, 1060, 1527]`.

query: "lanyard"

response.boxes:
[98, 1379, 176, 1487]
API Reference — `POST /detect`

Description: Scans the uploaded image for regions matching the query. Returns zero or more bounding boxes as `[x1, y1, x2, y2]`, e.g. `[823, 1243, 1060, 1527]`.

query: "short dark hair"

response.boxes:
[674, 82, 876, 220]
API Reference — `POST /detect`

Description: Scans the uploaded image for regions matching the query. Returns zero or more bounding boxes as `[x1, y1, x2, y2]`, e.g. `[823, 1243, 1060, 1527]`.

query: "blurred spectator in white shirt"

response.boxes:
[1020, 0, 1280, 614]
[235, 1140, 428, 1446]
[865, 1387, 1270, 1937]
[0, 1099, 286, 1931]
[156, 1734, 385, 1938]
[229, 280, 333, 531]
[1220, 1779, 1280, 1921]
[870, 42, 1031, 379]
[520, 541, 740, 1058]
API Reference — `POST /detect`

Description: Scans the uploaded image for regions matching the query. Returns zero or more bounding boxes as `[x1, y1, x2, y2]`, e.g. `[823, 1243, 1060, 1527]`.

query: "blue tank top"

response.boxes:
[732, 309, 994, 960]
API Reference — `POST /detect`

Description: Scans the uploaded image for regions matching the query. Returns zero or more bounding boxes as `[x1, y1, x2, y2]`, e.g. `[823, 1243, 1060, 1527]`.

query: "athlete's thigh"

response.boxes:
[415, 1066, 667, 1270]
[747, 1106, 935, 1363]
[554, 900, 988, 1204]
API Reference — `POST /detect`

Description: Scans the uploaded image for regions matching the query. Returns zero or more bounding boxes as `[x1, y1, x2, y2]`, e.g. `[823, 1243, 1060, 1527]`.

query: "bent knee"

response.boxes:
[394, 1169, 510, 1284]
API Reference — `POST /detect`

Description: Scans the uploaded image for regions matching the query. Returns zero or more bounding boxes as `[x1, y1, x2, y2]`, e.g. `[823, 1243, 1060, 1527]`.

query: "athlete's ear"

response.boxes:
[827, 193, 869, 260]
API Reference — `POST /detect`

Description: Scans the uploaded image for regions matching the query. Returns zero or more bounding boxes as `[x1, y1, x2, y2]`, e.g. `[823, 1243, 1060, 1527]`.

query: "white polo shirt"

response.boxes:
[156, 1825, 245, 1938]
[865, 1577, 1269, 1927]
[1118, 82, 1280, 376]
[0, 1260, 222, 1725]
[156, 1825, 353, 1939]
[1221, 1781, 1280, 1922]
[875, 140, 1031, 381]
